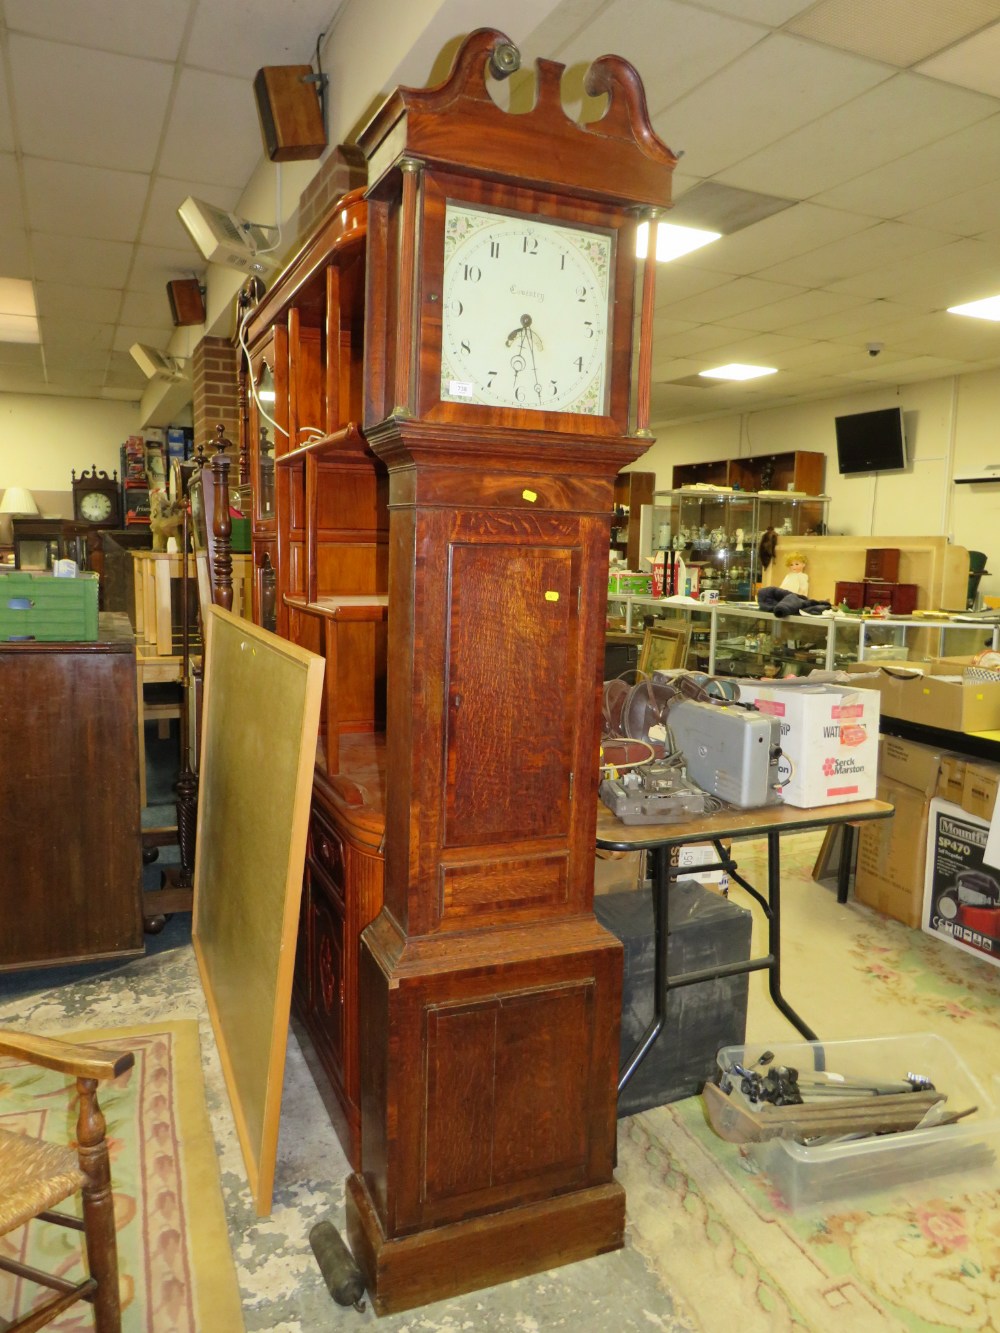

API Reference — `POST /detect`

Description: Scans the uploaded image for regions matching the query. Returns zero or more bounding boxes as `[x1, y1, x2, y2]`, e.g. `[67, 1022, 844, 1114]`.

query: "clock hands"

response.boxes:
[505, 314, 544, 403]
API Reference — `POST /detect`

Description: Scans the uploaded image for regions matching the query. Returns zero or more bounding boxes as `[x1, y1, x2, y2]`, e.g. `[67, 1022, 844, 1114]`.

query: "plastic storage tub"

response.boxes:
[716, 1033, 1000, 1209]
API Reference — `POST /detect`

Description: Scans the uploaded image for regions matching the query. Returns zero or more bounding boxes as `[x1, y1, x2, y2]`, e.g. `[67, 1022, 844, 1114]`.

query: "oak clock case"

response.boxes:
[347, 26, 676, 1317]
[72, 467, 121, 528]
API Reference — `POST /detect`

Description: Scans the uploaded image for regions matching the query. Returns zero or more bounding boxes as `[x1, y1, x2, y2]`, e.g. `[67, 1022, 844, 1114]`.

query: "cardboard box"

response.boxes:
[854, 734, 950, 928]
[964, 760, 1000, 822]
[608, 571, 652, 596]
[737, 679, 879, 807]
[923, 799, 1000, 967]
[937, 753, 967, 805]
[848, 662, 1000, 732]
[880, 733, 949, 796]
[855, 775, 929, 928]
[668, 840, 731, 893]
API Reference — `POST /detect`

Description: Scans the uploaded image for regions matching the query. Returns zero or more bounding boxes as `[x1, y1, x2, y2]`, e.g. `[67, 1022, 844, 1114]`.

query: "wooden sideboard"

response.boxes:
[0, 613, 144, 970]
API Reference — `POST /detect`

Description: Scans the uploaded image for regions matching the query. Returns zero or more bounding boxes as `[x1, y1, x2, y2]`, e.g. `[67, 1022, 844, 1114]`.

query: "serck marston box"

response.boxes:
[736, 679, 880, 807]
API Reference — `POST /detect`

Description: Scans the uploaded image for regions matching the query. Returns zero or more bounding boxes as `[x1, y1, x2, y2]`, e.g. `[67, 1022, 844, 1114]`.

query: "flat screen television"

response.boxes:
[834, 406, 907, 475]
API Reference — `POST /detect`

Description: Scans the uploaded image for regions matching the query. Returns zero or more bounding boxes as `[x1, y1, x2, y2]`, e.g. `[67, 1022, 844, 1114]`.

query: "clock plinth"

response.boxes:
[346, 29, 675, 1311]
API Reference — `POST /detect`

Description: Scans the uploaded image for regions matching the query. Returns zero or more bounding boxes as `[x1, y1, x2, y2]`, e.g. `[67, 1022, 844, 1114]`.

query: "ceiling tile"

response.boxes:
[23, 158, 149, 242]
[779, 297, 920, 339]
[719, 289, 863, 334]
[0, 62, 13, 153]
[901, 173, 1000, 233]
[756, 221, 953, 287]
[185, 0, 343, 77]
[42, 345, 114, 371]
[812, 112, 1000, 217]
[717, 73, 997, 199]
[119, 287, 174, 328]
[3, 0, 191, 61]
[31, 232, 132, 288]
[652, 33, 891, 179]
[687, 203, 872, 277]
[9, 35, 174, 172]
[39, 318, 115, 350]
[34, 282, 123, 323]
[0, 342, 44, 369]
[129, 243, 207, 297]
[786, 0, 1000, 67]
[658, 275, 806, 323]
[553, 0, 766, 120]
[918, 20, 1000, 94]
[158, 68, 264, 188]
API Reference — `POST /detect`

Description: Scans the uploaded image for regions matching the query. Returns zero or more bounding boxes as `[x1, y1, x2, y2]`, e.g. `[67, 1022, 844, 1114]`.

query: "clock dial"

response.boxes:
[80, 491, 113, 522]
[440, 205, 613, 415]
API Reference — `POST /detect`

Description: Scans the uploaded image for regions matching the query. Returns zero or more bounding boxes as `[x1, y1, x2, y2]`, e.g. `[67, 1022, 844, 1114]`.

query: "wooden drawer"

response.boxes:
[309, 804, 346, 902]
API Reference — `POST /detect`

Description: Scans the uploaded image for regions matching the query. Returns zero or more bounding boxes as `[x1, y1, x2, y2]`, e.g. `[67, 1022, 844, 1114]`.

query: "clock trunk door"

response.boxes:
[388, 503, 606, 937]
[444, 538, 575, 845]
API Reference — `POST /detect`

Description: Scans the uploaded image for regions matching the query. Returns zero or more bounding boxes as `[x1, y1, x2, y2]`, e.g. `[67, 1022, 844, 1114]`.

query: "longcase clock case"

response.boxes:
[241, 28, 675, 1315]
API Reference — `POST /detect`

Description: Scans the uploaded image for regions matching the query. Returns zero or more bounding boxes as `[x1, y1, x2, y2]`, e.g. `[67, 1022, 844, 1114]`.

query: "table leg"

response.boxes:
[837, 823, 856, 905]
[766, 828, 818, 1041]
[617, 843, 670, 1094]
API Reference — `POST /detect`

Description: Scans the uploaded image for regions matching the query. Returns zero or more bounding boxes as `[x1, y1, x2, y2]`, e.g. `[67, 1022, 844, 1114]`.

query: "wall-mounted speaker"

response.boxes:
[254, 65, 327, 162]
[166, 278, 206, 326]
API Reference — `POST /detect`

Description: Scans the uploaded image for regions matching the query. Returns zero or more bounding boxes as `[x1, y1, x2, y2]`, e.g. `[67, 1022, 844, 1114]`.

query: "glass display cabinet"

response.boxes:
[605, 597, 1000, 678]
[649, 488, 830, 597]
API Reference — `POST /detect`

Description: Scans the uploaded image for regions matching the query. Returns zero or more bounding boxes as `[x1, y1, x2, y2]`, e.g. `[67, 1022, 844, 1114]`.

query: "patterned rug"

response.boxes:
[615, 830, 1000, 1332]
[0, 1019, 244, 1332]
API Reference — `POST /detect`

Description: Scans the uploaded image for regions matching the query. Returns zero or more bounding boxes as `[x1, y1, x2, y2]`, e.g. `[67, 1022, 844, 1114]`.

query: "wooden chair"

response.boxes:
[0, 1029, 134, 1332]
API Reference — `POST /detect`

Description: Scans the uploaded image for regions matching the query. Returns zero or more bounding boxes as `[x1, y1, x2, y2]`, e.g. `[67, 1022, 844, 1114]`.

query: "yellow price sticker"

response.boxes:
[522, 489, 537, 502]
[545, 591, 559, 602]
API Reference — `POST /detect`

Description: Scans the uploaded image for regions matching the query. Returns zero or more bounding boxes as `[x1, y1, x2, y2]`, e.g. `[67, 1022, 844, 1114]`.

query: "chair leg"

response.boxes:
[75, 1078, 123, 1333]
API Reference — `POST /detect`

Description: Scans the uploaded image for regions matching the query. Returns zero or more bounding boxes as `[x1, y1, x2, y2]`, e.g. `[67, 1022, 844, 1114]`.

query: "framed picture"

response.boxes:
[638, 622, 691, 675]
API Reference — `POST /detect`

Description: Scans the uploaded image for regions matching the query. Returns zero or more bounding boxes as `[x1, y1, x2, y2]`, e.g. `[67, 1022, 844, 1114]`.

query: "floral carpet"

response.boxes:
[0, 1020, 243, 1332]
[615, 830, 1000, 1332]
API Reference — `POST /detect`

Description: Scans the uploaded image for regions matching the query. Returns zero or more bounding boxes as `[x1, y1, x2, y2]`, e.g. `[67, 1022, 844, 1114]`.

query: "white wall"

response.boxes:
[639, 369, 1000, 598]
[0, 394, 137, 491]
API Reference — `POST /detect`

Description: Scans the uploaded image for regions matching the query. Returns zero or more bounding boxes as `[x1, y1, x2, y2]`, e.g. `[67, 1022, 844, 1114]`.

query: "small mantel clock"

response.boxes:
[347, 29, 676, 1314]
[72, 466, 122, 528]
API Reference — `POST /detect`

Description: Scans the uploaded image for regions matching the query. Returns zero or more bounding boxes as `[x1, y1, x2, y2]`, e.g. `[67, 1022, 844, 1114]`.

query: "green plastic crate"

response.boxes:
[0, 571, 100, 642]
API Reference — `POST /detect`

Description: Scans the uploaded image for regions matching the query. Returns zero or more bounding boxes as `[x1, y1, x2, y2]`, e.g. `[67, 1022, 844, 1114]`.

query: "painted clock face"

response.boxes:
[440, 204, 613, 415]
[79, 491, 113, 522]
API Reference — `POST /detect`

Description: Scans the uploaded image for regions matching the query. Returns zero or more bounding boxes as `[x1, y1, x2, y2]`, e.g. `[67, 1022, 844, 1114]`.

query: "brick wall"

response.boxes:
[297, 143, 367, 243]
[192, 335, 240, 454]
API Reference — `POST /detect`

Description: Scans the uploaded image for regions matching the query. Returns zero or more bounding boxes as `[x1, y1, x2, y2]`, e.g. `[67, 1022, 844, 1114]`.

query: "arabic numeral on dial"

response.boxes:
[550, 379, 558, 396]
[515, 385, 527, 402]
[460, 339, 471, 355]
[486, 370, 498, 388]
[523, 236, 539, 254]
[574, 355, 584, 372]
[490, 240, 501, 258]
[575, 285, 588, 302]
[451, 299, 464, 316]
[463, 264, 481, 282]
[583, 320, 595, 339]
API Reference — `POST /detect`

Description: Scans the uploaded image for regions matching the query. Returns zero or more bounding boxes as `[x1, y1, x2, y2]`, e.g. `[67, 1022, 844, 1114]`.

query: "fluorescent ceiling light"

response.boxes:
[948, 295, 1000, 321]
[636, 221, 720, 262]
[699, 364, 778, 381]
[0, 278, 39, 343]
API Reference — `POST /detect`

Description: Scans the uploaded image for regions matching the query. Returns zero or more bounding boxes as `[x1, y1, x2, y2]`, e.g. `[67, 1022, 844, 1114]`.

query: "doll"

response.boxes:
[779, 551, 809, 597]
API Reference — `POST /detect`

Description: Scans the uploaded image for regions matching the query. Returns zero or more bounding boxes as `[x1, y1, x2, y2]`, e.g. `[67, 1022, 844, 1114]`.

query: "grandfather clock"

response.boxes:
[346, 29, 675, 1312]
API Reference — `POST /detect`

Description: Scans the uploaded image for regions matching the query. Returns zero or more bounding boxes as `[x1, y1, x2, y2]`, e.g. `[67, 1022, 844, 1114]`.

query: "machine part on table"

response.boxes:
[666, 697, 782, 808]
[600, 737, 657, 775]
[622, 676, 677, 751]
[309, 1220, 367, 1312]
[599, 757, 711, 825]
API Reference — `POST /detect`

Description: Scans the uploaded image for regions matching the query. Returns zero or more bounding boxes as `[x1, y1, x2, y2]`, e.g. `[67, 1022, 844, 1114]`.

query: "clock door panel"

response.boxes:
[443, 541, 576, 847]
